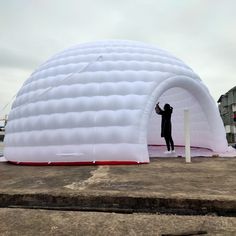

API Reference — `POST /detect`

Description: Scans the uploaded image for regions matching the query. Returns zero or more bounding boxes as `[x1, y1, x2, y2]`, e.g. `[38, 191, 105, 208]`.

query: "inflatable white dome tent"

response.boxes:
[4, 40, 228, 165]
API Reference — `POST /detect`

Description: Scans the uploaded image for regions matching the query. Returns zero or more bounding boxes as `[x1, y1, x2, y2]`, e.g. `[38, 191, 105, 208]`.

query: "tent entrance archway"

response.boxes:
[147, 87, 210, 149]
[139, 75, 228, 155]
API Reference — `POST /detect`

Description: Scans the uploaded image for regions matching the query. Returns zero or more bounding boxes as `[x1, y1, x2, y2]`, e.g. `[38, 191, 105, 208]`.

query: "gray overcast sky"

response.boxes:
[0, 0, 235, 117]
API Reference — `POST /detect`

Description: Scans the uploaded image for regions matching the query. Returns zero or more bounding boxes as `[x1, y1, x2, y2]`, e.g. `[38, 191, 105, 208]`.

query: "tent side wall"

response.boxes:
[4, 143, 149, 165]
[4, 75, 228, 164]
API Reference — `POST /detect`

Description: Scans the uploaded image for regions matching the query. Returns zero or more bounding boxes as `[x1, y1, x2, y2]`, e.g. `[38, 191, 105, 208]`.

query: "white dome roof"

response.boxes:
[4, 40, 228, 164]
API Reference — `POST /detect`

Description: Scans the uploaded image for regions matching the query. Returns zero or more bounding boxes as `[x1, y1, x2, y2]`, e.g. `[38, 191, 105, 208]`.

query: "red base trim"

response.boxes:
[148, 144, 212, 151]
[8, 160, 149, 166]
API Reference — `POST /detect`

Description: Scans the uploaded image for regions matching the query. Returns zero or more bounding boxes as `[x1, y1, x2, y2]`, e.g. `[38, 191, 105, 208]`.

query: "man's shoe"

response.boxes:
[164, 150, 172, 154]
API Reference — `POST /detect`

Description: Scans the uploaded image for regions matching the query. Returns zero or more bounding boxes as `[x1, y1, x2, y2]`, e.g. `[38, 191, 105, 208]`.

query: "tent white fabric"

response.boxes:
[4, 40, 228, 165]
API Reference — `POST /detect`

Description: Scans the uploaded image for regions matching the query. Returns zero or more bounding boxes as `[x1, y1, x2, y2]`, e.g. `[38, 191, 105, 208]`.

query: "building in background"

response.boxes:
[0, 115, 7, 142]
[218, 86, 236, 145]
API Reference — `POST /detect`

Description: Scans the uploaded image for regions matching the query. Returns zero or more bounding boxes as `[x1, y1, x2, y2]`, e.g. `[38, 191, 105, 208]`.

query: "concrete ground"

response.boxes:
[0, 208, 235, 236]
[0, 157, 236, 235]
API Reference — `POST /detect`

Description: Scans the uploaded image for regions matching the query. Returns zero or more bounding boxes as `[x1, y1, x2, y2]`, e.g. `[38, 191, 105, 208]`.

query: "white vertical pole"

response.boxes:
[184, 109, 191, 163]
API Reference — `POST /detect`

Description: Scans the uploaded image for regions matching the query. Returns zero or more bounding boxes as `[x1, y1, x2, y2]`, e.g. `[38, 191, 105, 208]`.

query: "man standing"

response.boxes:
[155, 102, 175, 154]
